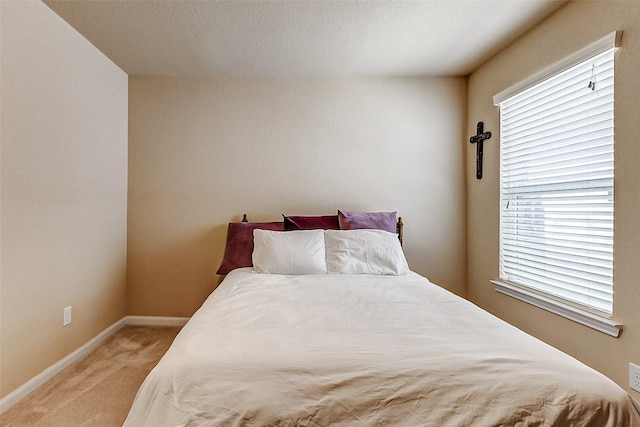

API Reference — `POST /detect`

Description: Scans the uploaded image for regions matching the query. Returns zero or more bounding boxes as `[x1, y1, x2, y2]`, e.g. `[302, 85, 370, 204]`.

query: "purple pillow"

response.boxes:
[283, 214, 340, 230]
[216, 221, 284, 275]
[337, 210, 397, 233]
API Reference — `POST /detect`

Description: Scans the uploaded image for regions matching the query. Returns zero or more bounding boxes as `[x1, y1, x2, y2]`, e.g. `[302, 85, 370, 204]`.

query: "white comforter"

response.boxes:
[125, 268, 640, 426]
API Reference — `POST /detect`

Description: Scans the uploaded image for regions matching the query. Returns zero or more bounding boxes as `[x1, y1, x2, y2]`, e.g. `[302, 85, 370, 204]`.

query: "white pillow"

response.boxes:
[325, 229, 409, 275]
[252, 229, 327, 274]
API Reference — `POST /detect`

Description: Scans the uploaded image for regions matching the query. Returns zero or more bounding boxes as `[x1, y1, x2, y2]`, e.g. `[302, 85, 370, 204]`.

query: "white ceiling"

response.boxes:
[44, 0, 567, 77]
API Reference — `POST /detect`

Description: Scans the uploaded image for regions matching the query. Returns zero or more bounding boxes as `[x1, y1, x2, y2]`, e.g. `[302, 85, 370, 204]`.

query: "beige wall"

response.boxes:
[467, 0, 640, 397]
[128, 76, 467, 316]
[0, 1, 128, 398]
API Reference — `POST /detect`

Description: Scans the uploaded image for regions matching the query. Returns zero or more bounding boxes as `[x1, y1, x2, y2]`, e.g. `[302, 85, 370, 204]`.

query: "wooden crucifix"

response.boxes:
[469, 121, 492, 179]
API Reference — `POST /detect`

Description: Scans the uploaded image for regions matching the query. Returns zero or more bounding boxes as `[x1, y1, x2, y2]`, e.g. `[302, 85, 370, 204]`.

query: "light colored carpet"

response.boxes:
[0, 325, 181, 427]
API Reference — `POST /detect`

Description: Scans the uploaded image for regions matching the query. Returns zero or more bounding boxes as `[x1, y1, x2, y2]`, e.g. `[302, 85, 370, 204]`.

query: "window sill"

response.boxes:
[490, 280, 622, 338]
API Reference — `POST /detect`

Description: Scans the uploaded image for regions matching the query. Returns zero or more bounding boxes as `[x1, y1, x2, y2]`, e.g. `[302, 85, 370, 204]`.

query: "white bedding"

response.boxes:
[125, 268, 640, 426]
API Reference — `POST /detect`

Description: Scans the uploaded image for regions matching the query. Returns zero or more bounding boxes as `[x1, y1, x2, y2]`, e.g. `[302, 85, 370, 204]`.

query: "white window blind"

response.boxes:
[497, 47, 615, 315]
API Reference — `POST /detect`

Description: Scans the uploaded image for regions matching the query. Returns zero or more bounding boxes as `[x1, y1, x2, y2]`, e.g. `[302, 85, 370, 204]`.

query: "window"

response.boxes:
[492, 32, 621, 336]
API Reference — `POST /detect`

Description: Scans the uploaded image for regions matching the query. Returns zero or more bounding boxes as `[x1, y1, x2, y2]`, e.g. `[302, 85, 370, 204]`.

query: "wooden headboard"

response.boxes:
[241, 214, 404, 246]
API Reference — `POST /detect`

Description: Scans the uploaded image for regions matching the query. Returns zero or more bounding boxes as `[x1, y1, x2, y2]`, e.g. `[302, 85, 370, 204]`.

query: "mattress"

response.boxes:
[124, 268, 640, 426]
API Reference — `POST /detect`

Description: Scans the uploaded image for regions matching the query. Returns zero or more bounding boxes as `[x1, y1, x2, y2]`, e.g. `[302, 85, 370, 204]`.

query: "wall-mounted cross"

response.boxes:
[469, 121, 492, 180]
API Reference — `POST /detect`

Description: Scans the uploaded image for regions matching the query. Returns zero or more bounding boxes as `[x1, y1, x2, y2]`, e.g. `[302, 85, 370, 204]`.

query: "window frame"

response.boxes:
[491, 31, 622, 337]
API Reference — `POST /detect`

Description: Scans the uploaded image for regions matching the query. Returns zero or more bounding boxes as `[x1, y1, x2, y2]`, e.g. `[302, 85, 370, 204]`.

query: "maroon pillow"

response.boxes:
[283, 214, 340, 230]
[216, 221, 284, 275]
[337, 210, 397, 233]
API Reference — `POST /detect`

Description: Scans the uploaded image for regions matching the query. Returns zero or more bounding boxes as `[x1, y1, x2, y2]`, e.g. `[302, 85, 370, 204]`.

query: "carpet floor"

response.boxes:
[0, 325, 181, 427]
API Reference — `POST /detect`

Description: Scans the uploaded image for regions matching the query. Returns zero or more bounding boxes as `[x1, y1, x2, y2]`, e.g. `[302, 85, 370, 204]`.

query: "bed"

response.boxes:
[124, 212, 640, 426]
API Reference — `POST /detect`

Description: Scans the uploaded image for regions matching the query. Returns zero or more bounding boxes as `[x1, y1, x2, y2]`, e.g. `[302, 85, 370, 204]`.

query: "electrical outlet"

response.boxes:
[63, 306, 72, 327]
[630, 362, 640, 393]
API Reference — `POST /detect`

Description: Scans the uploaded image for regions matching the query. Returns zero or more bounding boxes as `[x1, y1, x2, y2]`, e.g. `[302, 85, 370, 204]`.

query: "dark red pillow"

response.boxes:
[283, 214, 340, 230]
[337, 210, 397, 233]
[216, 221, 284, 275]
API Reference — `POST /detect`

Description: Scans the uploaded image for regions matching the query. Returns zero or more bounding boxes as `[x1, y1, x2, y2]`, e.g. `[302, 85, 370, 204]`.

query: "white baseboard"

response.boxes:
[125, 315, 189, 326]
[0, 315, 190, 414]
